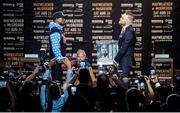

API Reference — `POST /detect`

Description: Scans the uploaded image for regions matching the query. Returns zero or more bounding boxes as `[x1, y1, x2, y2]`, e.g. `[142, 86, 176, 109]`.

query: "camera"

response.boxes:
[129, 77, 139, 88]
[71, 59, 89, 74]
[37, 79, 43, 85]
[134, 79, 139, 84]
[36, 77, 43, 85]
[79, 60, 86, 68]
[98, 65, 115, 75]
[106, 65, 115, 75]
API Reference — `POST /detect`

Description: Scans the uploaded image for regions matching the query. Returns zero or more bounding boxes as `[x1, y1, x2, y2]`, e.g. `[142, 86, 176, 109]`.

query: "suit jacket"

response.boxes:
[115, 25, 136, 67]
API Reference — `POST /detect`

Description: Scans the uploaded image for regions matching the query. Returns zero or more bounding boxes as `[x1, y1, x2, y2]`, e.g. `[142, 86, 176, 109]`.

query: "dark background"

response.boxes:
[0, 0, 180, 75]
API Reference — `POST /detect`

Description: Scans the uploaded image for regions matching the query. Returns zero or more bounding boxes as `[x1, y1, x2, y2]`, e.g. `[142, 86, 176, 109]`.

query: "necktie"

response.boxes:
[121, 27, 125, 34]
[119, 27, 125, 39]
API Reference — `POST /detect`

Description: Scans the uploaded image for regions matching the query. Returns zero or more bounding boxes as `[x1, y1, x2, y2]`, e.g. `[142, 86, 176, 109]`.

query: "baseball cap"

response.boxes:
[52, 11, 65, 20]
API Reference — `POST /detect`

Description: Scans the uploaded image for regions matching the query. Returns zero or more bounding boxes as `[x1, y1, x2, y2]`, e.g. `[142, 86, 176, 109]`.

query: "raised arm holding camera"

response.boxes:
[40, 56, 74, 112]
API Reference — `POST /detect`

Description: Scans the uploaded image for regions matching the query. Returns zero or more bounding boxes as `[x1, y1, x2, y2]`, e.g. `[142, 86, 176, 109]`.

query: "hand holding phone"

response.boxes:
[71, 86, 77, 95]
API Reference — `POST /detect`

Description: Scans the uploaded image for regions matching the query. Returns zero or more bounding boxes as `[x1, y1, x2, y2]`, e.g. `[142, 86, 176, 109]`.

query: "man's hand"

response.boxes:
[63, 57, 71, 69]
[56, 56, 66, 63]
[113, 60, 119, 67]
[45, 58, 56, 69]
[144, 75, 150, 85]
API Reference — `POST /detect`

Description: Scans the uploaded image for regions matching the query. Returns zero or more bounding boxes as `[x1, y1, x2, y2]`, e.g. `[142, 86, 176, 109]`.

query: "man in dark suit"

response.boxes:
[114, 12, 136, 79]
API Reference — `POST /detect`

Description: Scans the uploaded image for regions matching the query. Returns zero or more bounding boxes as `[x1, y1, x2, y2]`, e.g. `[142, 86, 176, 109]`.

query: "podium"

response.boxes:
[152, 58, 173, 86]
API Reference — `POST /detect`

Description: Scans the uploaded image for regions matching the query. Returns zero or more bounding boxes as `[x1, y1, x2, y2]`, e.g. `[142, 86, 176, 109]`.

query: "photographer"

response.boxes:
[17, 59, 48, 112]
[23, 66, 41, 83]
[40, 57, 74, 112]
[144, 75, 155, 102]
[130, 75, 155, 102]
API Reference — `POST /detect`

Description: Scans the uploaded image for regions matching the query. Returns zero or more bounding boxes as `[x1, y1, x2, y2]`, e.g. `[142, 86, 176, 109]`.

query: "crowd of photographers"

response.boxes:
[0, 50, 180, 112]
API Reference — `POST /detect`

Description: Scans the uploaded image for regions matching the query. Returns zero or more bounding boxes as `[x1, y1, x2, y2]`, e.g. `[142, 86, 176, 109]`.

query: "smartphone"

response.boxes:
[0, 81, 7, 88]
[150, 69, 155, 75]
[139, 76, 145, 90]
[39, 48, 46, 62]
[150, 69, 156, 79]
[71, 86, 77, 95]
[140, 82, 145, 90]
